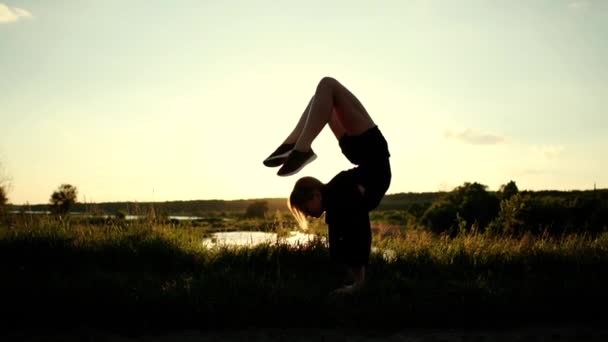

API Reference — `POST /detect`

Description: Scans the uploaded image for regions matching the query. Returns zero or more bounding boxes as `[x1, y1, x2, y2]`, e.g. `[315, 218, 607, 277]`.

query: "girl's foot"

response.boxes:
[277, 149, 317, 176]
[263, 143, 295, 167]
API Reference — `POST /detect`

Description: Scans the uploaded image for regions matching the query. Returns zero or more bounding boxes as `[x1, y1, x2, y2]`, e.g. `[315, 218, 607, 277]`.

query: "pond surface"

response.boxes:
[202, 231, 320, 247]
[9, 211, 232, 221]
[201, 231, 397, 261]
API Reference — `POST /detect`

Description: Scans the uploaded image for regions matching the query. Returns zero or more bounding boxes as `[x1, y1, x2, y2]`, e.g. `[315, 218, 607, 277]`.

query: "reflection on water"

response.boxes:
[202, 231, 397, 261]
[8, 211, 232, 221]
[202, 231, 320, 248]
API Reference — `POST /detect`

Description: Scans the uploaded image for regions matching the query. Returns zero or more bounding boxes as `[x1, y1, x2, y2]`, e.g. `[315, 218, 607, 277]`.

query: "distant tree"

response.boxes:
[421, 182, 500, 234]
[421, 198, 458, 233]
[0, 185, 7, 215]
[50, 184, 78, 216]
[0, 161, 10, 215]
[499, 180, 519, 201]
[245, 201, 269, 219]
[492, 193, 532, 235]
[455, 182, 500, 230]
[115, 209, 127, 220]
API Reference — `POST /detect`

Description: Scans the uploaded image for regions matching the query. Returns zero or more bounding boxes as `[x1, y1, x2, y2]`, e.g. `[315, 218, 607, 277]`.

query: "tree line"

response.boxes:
[419, 181, 608, 236]
[3, 181, 607, 236]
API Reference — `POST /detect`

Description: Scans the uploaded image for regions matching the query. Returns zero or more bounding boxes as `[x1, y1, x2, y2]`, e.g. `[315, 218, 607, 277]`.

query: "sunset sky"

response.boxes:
[1, 0, 607, 204]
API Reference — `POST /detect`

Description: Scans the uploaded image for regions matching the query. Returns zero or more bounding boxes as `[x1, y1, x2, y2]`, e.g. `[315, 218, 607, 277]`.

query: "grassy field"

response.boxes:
[0, 213, 607, 334]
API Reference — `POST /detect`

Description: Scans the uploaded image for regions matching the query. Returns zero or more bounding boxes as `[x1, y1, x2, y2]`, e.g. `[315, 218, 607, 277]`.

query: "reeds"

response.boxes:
[1, 214, 607, 332]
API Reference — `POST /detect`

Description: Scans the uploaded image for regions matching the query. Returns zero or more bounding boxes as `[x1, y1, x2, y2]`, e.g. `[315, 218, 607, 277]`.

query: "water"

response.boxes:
[10, 210, 396, 260]
[201, 230, 397, 261]
[202, 231, 320, 248]
[8, 210, 229, 221]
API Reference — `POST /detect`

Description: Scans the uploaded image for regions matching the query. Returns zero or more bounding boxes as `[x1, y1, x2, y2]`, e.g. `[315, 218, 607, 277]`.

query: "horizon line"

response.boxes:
[8, 187, 606, 207]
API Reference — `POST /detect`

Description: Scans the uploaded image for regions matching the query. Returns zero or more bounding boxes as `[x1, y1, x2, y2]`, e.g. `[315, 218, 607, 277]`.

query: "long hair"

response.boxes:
[287, 176, 323, 230]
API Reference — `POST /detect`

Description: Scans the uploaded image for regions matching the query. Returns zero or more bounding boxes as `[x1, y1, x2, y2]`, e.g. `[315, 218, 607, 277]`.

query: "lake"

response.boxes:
[9, 210, 229, 221]
[201, 230, 397, 261]
[201, 231, 319, 247]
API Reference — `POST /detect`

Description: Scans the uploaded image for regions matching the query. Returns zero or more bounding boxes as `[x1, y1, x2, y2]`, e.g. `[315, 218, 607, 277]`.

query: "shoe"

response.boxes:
[277, 149, 317, 177]
[263, 143, 295, 167]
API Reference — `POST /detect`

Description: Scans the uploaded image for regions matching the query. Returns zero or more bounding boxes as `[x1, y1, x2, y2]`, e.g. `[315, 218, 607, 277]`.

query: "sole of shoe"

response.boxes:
[263, 150, 293, 167]
[277, 154, 317, 177]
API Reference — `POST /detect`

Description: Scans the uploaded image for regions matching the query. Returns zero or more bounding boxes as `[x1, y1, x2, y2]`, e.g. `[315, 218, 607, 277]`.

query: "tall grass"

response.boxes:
[1, 213, 607, 333]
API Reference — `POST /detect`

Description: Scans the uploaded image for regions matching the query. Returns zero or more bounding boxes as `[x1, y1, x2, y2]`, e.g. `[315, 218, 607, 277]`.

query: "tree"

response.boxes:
[421, 198, 458, 233]
[0, 161, 9, 215]
[421, 182, 500, 234]
[50, 184, 78, 216]
[492, 193, 532, 235]
[499, 180, 519, 201]
[245, 201, 269, 219]
[0, 185, 7, 215]
[455, 182, 500, 230]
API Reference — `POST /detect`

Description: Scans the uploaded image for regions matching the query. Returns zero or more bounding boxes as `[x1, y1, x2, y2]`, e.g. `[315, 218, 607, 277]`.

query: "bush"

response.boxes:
[498, 180, 519, 201]
[244, 201, 268, 219]
[490, 193, 532, 235]
[421, 198, 459, 234]
[421, 182, 500, 234]
[490, 191, 608, 236]
[0, 185, 7, 211]
[49, 184, 78, 216]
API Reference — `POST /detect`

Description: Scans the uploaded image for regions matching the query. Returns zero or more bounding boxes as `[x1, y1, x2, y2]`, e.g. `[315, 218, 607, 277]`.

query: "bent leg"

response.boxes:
[263, 96, 314, 167]
[276, 77, 376, 176]
[330, 77, 376, 135]
[283, 96, 314, 144]
[329, 109, 346, 140]
[294, 77, 376, 151]
[293, 79, 335, 151]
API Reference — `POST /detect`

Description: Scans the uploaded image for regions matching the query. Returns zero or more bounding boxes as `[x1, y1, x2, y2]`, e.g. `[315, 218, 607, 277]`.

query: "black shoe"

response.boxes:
[277, 149, 317, 176]
[263, 143, 295, 167]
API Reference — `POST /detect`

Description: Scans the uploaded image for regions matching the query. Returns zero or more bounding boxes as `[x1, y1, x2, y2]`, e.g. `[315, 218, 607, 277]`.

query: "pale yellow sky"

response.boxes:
[1, 0, 607, 204]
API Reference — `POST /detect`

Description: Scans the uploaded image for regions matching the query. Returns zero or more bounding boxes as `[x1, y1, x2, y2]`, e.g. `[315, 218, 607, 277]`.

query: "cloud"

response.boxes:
[0, 3, 33, 24]
[568, 1, 589, 10]
[443, 128, 505, 146]
[533, 145, 564, 160]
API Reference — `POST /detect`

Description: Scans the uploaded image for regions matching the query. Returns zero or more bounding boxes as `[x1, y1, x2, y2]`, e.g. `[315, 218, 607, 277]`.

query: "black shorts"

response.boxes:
[339, 126, 391, 211]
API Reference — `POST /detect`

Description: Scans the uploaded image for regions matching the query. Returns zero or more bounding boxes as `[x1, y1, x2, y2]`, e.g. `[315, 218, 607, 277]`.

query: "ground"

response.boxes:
[4, 327, 608, 342]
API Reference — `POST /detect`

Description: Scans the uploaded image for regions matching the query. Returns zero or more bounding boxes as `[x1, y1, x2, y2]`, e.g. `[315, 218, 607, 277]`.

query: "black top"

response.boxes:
[321, 169, 366, 225]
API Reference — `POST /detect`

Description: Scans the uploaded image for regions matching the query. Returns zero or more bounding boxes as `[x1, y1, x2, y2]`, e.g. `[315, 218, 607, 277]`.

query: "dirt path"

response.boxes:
[4, 327, 608, 342]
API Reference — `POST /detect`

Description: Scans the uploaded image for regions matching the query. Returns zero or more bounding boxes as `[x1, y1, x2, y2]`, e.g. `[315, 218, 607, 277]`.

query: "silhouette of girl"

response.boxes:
[263, 77, 391, 293]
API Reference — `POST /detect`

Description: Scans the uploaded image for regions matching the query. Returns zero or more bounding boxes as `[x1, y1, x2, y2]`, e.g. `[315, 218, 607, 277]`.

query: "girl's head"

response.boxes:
[287, 176, 324, 229]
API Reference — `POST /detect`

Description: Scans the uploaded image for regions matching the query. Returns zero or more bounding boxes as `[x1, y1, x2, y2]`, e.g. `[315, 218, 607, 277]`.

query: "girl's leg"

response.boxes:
[294, 77, 376, 152]
[277, 77, 376, 176]
[283, 95, 315, 144]
[263, 96, 314, 167]
[265, 87, 344, 168]
[329, 109, 346, 140]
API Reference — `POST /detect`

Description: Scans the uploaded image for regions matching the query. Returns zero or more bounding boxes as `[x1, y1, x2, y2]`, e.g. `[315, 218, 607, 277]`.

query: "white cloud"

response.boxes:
[443, 128, 505, 146]
[0, 3, 33, 24]
[568, 1, 589, 10]
[533, 145, 564, 160]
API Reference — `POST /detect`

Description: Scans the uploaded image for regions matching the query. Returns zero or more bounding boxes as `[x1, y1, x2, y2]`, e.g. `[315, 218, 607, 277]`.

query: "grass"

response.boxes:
[0, 213, 607, 333]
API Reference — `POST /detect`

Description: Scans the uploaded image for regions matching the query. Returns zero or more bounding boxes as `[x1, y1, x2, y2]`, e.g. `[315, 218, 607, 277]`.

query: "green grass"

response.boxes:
[1, 214, 607, 333]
